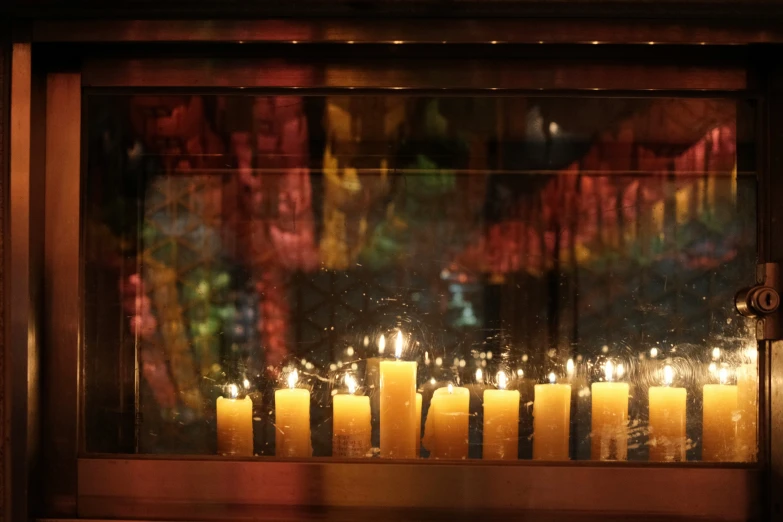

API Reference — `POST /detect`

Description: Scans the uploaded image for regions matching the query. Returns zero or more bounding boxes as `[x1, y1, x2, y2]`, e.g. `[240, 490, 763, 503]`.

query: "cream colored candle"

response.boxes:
[591, 361, 629, 461]
[275, 370, 312, 457]
[423, 384, 470, 459]
[648, 364, 687, 462]
[483, 371, 520, 460]
[333, 375, 371, 458]
[736, 350, 758, 462]
[216, 384, 253, 456]
[380, 331, 417, 458]
[703, 368, 738, 462]
[415, 392, 423, 457]
[533, 373, 571, 460]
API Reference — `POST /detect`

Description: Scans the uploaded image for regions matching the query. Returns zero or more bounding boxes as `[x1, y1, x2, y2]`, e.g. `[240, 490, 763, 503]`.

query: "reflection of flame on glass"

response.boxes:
[363, 335, 370, 347]
[378, 334, 386, 355]
[395, 330, 403, 359]
[616, 363, 625, 379]
[745, 346, 758, 364]
[719, 367, 729, 385]
[712, 347, 721, 360]
[548, 372, 556, 384]
[476, 368, 483, 382]
[566, 358, 575, 377]
[288, 369, 298, 389]
[447, 383, 454, 394]
[604, 360, 615, 382]
[709, 362, 717, 375]
[345, 374, 357, 394]
[650, 347, 659, 358]
[243, 378, 250, 389]
[228, 383, 239, 399]
[497, 371, 507, 390]
[430, 377, 436, 385]
[664, 365, 674, 386]
[517, 368, 524, 377]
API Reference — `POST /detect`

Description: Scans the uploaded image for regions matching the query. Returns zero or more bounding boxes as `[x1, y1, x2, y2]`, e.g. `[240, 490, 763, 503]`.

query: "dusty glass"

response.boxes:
[83, 94, 758, 462]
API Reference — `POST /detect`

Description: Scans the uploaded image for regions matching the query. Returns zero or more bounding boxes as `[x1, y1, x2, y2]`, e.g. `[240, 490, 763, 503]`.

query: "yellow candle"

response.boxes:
[736, 352, 758, 462]
[702, 368, 738, 462]
[423, 384, 470, 459]
[415, 392, 423, 457]
[275, 370, 312, 457]
[333, 376, 371, 458]
[379, 331, 417, 458]
[216, 385, 253, 456]
[533, 373, 571, 460]
[483, 371, 520, 460]
[648, 365, 687, 462]
[591, 361, 629, 461]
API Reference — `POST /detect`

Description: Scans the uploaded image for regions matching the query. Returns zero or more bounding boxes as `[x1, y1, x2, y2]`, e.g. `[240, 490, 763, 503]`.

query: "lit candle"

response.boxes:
[415, 392, 423, 457]
[423, 383, 470, 459]
[333, 375, 371, 458]
[275, 369, 312, 457]
[216, 384, 253, 456]
[736, 348, 758, 462]
[648, 364, 687, 462]
[483, 371, 520, 460]
[702, 367, 738, 462]
[591, 361, 629, 461]
[379, 331, 417, 458]
[533, 372, 571, 460]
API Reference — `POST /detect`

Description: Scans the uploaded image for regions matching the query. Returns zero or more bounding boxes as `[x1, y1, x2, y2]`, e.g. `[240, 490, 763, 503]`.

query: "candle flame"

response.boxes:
[395, 330, 403, 359]
[566, 358, 575, 376]
[345, 374, 357, 394]
[719, 367, 729, 385]
[663, 365, 674, 386]
[378, 334, 386, 355]
[616, 363, 625, 379]
[447, 383, 454, 394]
[287, 369, 298, 389]
[650, 347, 659, 358]
[497, 371, 507, 390]
[548, 372, 556, 384]
[604, 360, 615, 382]
[712, 347, 721, 360]
[476, 368, 483, 382]
[228, 383, 239, 399]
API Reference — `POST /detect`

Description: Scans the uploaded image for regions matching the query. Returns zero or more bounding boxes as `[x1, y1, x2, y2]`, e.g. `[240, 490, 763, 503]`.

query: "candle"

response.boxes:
[591, 361, 629, 461]
[648, 364, 687, 462]
[415, 392, 423, 457]
[483, 371, 520, 460]
[379, 331, 417, 458]
[702, 367, 738, 462]
[533, 373, 572, 460]
[365, 334, 385, 448]
[216, 384, 253, 456]
[423, 383, 470, 459]
[275, 370, 312, 457]
[333, 375, 371, 458]
[736, 349, 758, 462]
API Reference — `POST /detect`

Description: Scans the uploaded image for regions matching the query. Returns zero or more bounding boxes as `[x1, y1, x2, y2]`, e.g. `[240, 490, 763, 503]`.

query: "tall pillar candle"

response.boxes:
[591, 361, 629, 461]
[483, 371, 520, 460]
[365, 334, 385, 448]
[648, 365, 687, 462]
[333, 376, 371, 458]
[275, 370, 312, 457]
[533, 373, 572, 460]
[736, 352, 758, 462]
[415, 392, 423, 457]
[423, 384, 470, 459]
[216, 384, 253, 456]
[702, 368, 738, 462]
[380, 331, 417, 458]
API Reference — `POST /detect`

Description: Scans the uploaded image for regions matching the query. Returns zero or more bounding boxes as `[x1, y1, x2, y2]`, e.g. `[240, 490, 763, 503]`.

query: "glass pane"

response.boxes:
[84, 94, 757, 462]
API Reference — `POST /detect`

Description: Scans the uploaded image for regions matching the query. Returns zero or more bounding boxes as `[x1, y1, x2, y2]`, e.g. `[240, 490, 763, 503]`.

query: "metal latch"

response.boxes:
[735, 262, 782, 340]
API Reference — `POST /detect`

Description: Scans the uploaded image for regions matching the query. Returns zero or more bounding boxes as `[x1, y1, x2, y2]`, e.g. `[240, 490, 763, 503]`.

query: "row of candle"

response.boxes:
[217, 355, 757, 462]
